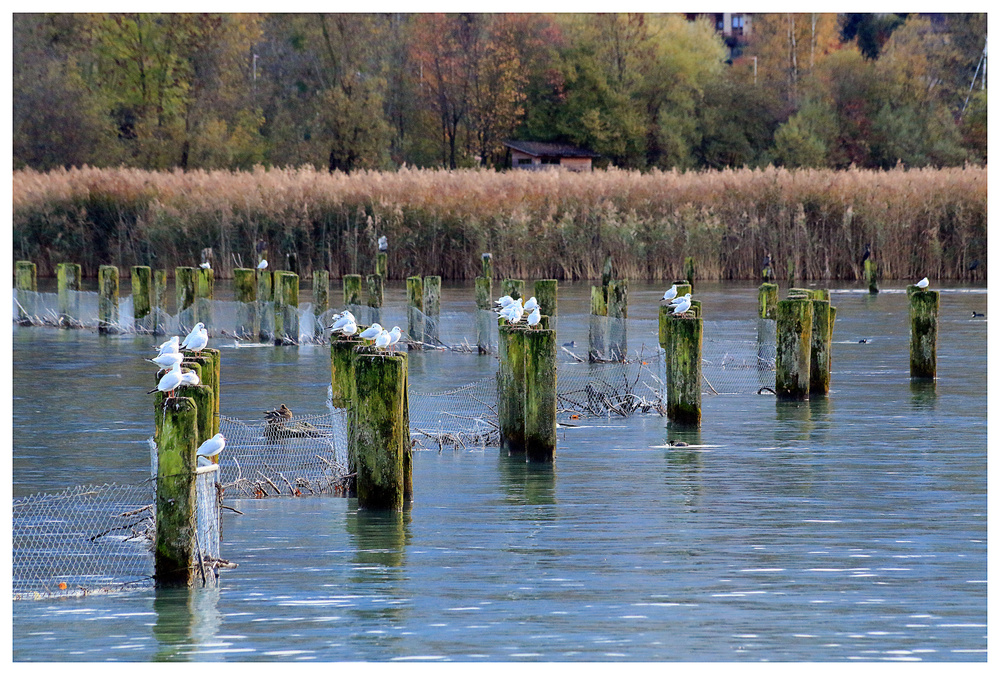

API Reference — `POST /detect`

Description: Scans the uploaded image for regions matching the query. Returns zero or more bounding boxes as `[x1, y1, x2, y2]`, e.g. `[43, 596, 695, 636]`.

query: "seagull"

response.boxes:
[179, 370, 200, 387]
[387, 326, 402, 348]
[257, 259, 268, 270]
[148, 352, 184, 369]
[669, 292, 692, 307]
[180, 323, 205, 349]
[358, 323, 383, 340]
[328, 311, 355, 332]
[183, 326, 208, 353]
[972, 311, 984, 318]
[375, 328, 392, 351]
[378, 235, 388, 252]
[155, 336, 180, 355]
[148, 362, 184, 398]
[199, 261, 211, 270]
[661, 284, 678, 302]
[196, 433, 226, 464]
[916, 277, 929, 289]
[523, 296, 539, 312]
[494, 295, 514, 309]
[526, 306, 541, 327]
[335, 317, 358, 337]
[671, 295, 692, 315]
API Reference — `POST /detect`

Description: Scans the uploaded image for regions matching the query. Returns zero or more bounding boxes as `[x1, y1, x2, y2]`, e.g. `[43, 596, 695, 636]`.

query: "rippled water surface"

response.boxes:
[12, 281, 988, 661]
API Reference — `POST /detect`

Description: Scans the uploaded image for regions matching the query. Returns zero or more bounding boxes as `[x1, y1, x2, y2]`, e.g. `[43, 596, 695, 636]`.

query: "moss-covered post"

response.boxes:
[15, 260, 37, 323]
[366, 273, 383, 326]
[908, 285, 939, 380]
[376, 252, 388, 278]
[865, 259, 879, 294]
[352, 353, 409, 511]
[330, 338, 359, 409]
[607, 278, 628, 360]
[313, 269, 330, 340]
[154, 396, 199, 586]
[498, 325, 527, 454]
[233, 268, 258, 340]
[809, 296, 833, 395]
[343, 274, 363, 312]
[589, 284, 607, 361]
[758, 282, 778, 320]
[175, 267, 197, 333]
[481, 252, 493, 282]
[524, 328, 557, 462]
[406, 276, 424, 344]
[131, 266, 153, 333]
[534, 279, 557, 322]
[152, 269, 168, 335]
[98, 265, 119, 334]
[182, 349, 220, 436]
[423, 275, 441, 343]
[683, 257, 696, 288]
[257, 268, 273, 342]
[665, 312, 702, 427]
[775, 298, 814, 400]
[273, 271, 299, 344]
[601, 256, 613, 291]
[195, 267, 214, 330]
[475, 277, 493, 354]
[501, 279, 524, 302]
[57, 262, 82, 327]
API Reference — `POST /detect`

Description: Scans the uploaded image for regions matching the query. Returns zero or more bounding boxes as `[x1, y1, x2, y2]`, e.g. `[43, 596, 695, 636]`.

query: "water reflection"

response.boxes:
[663, 429, 703, 511]
[496, 452, 556, 507]
[909, 379, 937, 411]
[152, 586, 222, 661]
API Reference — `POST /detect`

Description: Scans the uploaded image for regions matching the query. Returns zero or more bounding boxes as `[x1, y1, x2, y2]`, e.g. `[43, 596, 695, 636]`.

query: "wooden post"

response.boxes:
[195, 267, 214, 330]
[376, 252, 388, 278]
[98, 265, 119, 334]
[809, 297, 833, 395]
[257, 268, 273, 342]
[175, 267, 197, 333]
[664, 312, 702, 426]
[15, 260, 37, 323]
[57, 262, 82, 327]
[524, 328, 557, 462]
[233, 268, 258, 340]
[498, 325, 527, 454]
[758, 282, 778, 320]
[775, 298, 814, 400]
[589, 285, 607, 361]
[152, 269, 168, 335]
[182, 349, 220, 436]
[475, 277, 493, 354]
[154, 396, 199, 586]
[683, 256, 696, 288]
[501, 279, 524, 301]
[352, 353, 409, 511]
[131, 266, 153, 333]
[406, 276, 424, 343]
[273, 271, 299, 344]
[481, 252, 493, 281]
[607, 278, 628, 360]
[330, 338, 359, 409]
[864, 259, 879, 294]
[313, 269, 329, 340]
[177, 369, 214, 448]
[366, 273, 383, 326]
[534, 279, 558, 319]
[423, 275, 441, 342]
[343, 274, 363, 310]
[908, 285, 939, 380]
[601, 256, 613, 291]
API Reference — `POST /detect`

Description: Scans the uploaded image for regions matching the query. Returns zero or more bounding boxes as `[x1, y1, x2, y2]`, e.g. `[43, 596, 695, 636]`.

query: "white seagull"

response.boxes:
[155, 336, 180, 355]
[179, 370, 200, 387]
[378, 235, 388, 252]
[671, 295, 693, 315]
[148, 362, 184, 398]
[328, 311, 355, 333]
[199, 262, 211, 270]
[494, 295, 515, 309]
[375, 328, 392, 351]
[669, 292, 692, 307]
[180, 323, 206, 349]
[257, 259, 268, 270]
[184, 326, 209, 353]
[197, 433, 226, 464]
[387, 326, 402, 348]
[336, 317, 358, 337]
[148, 352, 184, 369]
[358, 323, 383, 340]
[916, 277, 929, 289]
[523, 296, 539, 312]
[527, 306, 541, 327]
[662, 284, 678, 302]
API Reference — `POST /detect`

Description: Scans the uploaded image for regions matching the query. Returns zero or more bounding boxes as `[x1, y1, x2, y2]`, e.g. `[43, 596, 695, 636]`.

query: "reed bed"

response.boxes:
[13, 164, 987, 281]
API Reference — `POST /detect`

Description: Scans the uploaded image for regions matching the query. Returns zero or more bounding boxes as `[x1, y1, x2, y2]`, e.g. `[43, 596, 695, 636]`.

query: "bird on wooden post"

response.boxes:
[916, 277, 929, 289]
[197, 433, 226, 465]
[861, 243, 871, 265]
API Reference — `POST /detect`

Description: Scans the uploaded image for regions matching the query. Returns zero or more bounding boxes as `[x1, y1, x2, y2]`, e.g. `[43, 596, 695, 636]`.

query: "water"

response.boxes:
[11, 281, 988, 661]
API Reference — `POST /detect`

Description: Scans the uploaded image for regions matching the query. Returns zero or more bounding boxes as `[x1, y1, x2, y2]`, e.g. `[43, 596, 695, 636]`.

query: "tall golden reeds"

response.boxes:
[13, 164, 987, 281]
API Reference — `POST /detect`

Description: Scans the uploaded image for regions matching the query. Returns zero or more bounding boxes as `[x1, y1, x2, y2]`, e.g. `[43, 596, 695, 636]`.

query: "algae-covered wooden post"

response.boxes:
[175, 267, 197, 333]
[313, 269, 330, 340]
[684, 257, 696, 288]
[601, 256, 613, 290]
[233, 268, 258, 340]
[423, 275, 441, 343]
[758, 282, 778, 320]
[809, 296, 833, 395]
[366, 273, 383, 326]
[152, 269, 168, 335]
[195, 267, 214, 329]
[865, 259, 879, 294]
[15, 260, 37, 323]
[131, 266, 153, 333]
[498, 325, 527, 454]
[98, 265, 119, 334]
[406, 276, 424, 344]
[607, 278, 628, 360]
[352, 353, 410, 510]
[481, 252, 493, 283]
[501, 279, 524, 302]
[376, 251, 388, 278]
[775, 298, 814, 400]
[257, 267, 273, 342]
[664, 311, 702, 427]
[57, 262, 82, 327]
[524, 328, 557, 462]
[330, 338, 359, 409]
[589, 284, 607, 361]
[182, 348, 220, 436]
[908, 284, 939, 380]
[154, 396, 199, 586]
[475, 278, 493, 354]
[273, 271, 299, 344]
[343, 274, 363, 312]
[534, 279, 557, 323]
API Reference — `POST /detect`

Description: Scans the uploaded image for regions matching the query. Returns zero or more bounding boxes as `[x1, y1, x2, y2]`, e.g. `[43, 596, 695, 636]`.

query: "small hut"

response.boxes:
[504, 141, 600, 172]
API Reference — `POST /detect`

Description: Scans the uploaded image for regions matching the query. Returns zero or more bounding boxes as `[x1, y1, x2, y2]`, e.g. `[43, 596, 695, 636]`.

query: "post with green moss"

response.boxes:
[233, 268, 258, 340]
[153, 396, 199, 586]
[524, 328, 557, 462]
[607, 278, 628, 360]
[15, 260, 37, 323]
[534, 279, 557, 324]
[313, 269, 330, 340]
[330, 338, 359, 409]
[175, 267, 197, 333]
[57, 262, 82, 327]
[423, 275, 441, 343]
[406, 276, 424, 344]
[352, 353, 410, 510]
[195, 267, 214, 329]
[257, 268, 273, 342]
[501, 279, 524, 302]
[758, 282, 778, 320]
[343, 274, 363, 313]
[589, 285, 607, 361]
[376, 252, 388, 278]
[481, 252, 493, 282]
[908, 285, 939, 380]
[498, 325, 527, 454]
[865, 259, 879, 294]
[181, 349, 220, 436]
[131, 266, 153, 333]
[98, 265, 119, 334]
[366, 273, 383, 326]
[809, 297, 833, 395]
[684, 257, 696, 287]
[152, 269, 168, 335]
[273, 271, 299, 344]
[664, 312, 702, 427]
[475, 277, 493, 354]
[775, 298, 814, 400]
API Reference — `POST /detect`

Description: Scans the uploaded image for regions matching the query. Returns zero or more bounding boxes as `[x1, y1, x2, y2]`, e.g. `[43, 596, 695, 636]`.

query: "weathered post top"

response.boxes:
[908, 285, 939, 380]
[775, 298, 814, 400]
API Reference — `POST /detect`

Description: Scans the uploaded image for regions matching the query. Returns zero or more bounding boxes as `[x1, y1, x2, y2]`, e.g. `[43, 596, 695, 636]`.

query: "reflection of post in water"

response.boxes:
[496, 452, 556, 506]
[152, 586, 222, 661]
[664, 428, 703, 509]
[346, 509, 410, 651]
[909, 379, 937, 410]
[774, 399, 814, 443]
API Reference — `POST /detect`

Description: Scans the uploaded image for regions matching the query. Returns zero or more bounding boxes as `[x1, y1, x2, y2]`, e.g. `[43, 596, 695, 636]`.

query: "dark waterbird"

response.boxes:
[972, 311, 984, 318]
[969, 259, 980, 271]
[861, 243, 870, 264]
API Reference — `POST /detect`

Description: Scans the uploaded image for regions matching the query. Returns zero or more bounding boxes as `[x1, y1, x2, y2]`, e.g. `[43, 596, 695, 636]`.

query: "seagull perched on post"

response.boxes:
[378, 235, 388, 252]
[527, 306, 541, 328]
[148, 362, 184, 398]
[328, 311, 355, 333]
[182, 325, 208, 353]
[661, 284, 678, 302]
[180, 323, 205, 349]
[155, 336, 180, 356]
[148, 351, 184, 370]
[257, 259, 268, 270]
[200, 261, 211, 270]
[494, 295, 514, 310]
[375, 328, 392, 351]
[916, 277, 929, 289]
[523, 296, 539, 312]
[358, 323, 383, 341]
[671, 295, 693, 315]
[387, 326, 402, 349]
[197, 433, 226, 464]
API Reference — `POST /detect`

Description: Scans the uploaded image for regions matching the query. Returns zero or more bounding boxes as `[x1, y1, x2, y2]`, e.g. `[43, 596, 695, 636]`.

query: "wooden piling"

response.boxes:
[481, 252, 493, 280]
[524, 328, 557, 462]
[154, 395, 199, 586]
[664, 312, 702, 426]
[313, 269, 330, 339]
[233, 268, 258, 340]
[501, 279, 524, 302]
[15, 261, 37, 322]
[182, 349, 220, 435]
[330, 338, 359, 409]
[98, 265, 119, 334]
[423, 275, 441, 342]
[534, 279, 558, 319]
[775, 298, 814, 400]
[376, 252, 388, 278]
[758, 282, 778, 320]
[475, 277, 493, 354]
[343, 274, 363, 309]
[864, 259, 879, 294]
[601, 256, 613, 291]
[175, 267, 197, 332]
[257, 268, 273, 342]
[152, 269, 168, 335]
[195, 267, 214, 329]
[406, 276, 424, 343]
[366, 273, 383, 326]
[683, 257, 696, 287]
[607, 278, 628, 360]
[498, 326, 527, 454]
[809, 298, 833, 395]
[56, 262, 82, 327]
[352, 353, 409, 511]
[273, 271, 299, 344]
[589, 285, 607, 361]
[908, 285, 939, 380]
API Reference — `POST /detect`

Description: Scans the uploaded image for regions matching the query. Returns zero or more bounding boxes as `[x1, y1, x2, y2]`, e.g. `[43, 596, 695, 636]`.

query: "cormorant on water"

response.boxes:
[972, 311, 985, 318]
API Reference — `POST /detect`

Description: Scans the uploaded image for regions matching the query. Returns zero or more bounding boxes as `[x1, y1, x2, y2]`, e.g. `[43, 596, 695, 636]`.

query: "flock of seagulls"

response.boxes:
[328, 310, 402, 351]
[147, 323, 208, 399]
[661, 284, 693, 316]
[494, 295, 542, 328]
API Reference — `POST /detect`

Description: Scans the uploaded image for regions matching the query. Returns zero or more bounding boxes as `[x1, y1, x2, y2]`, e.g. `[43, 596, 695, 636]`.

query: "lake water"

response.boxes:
[11, 280, 988, 661]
